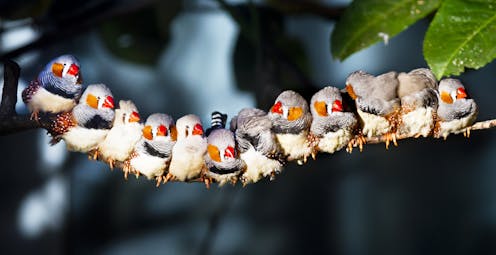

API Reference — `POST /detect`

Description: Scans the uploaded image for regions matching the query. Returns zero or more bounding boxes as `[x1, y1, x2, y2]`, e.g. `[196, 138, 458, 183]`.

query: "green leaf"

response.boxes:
[331, 0, 441, 60]
[424, 0, 496, 79]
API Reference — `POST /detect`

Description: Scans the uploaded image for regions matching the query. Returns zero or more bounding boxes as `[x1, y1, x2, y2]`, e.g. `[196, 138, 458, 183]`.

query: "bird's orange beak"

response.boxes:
[271, 101, 283, 114]
[332, 100, 343, 112]
[67, 64, 79, 76]
[456, 87, 467, 99]
[192, 123, 203, 136]
[224, 146, 235, 159]
[156, 125, 167, 136]
[103, 96, 114, 109]
[129, 111, 140, 123]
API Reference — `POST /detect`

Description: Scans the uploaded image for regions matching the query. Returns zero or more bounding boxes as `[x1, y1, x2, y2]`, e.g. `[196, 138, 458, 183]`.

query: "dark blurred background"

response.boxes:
[1, 0, 496, 254]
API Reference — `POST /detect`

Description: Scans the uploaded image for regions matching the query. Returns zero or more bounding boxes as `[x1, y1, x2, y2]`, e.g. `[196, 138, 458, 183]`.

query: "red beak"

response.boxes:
[67, 64, 79, 76]
[271, 101, 283, 114]
[224, 146, 235, 158]
[129, 111, 140, 123]
[332, 100, 343, 112]
[156, 125, 167, 136]
[103, 96, 114, 109]
[456, 87, 467, 99]
[192, 123, 203, 136]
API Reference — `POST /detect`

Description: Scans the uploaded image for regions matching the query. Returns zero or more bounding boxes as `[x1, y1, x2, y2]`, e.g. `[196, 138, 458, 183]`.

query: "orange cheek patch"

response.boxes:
[314, 101, 328, 117]
[208, 144, 221, 162]
[346, 84, 357, 100]
[288, 107, 303, 121]
[86, 94, 99, 109]
[440, 91, 453, 104]
[170, 125, 178, 141]
[142, 125, 153, 140]
[52, 63, 64, 78]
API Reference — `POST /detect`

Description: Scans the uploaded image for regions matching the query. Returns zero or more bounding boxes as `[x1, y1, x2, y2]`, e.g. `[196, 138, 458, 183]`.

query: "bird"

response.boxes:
[309, 86, 357, 155]
[268, 90, 312, 164]
[22, 54, 83, 120]
[97, 100, 142, 169]
[47, 83, 115, 154]
[230, 108, 284, 185]
[125, 113, 177, 186]
[204, 111, 245, 187]
[165, 114, 208, 184]
[396, 68, 439, 138]
[435, 78, 478, 139]
[345, 70, 400, 149]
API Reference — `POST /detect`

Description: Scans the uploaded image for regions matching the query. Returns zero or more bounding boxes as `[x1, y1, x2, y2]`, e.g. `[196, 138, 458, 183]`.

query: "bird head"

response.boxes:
[310, 86, 343, 117]
[116, 100, 141, 125]
[176, 114, 204, 140]
[49, 55, 82, 84]
[270, 90, 309, 122]
[438, 78, 469, 104]
[142, 113, 176, 141]
[207, 129, 237, 163]
[82, 84, 115, 110]
[344, 70, 372, 100]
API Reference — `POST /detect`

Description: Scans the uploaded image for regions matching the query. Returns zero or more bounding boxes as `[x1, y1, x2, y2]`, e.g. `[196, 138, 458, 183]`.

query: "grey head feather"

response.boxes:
[398, 68, 438, 98]
[269, 90, 312, 134]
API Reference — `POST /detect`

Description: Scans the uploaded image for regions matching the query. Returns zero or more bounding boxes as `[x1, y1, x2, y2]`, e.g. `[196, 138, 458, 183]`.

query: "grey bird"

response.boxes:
[435, 78, 478, 139]
[397, 68, 439, 138]
[268, 90, 312, 164]
[204, 112, 246, 186]
[126, 113, 176, 186]
[48, 84, 115, 154]
[345, 70, 400, 148]
[309, 86, 357, 155]
[231, 108, 283, 185]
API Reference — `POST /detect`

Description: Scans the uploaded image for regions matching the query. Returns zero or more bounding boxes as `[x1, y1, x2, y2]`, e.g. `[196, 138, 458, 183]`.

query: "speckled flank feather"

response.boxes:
[47, 111, 78, 145]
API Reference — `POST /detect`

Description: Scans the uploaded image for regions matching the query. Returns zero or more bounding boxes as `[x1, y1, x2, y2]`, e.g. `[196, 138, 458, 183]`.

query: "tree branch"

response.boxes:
[0, 60, 20, 118]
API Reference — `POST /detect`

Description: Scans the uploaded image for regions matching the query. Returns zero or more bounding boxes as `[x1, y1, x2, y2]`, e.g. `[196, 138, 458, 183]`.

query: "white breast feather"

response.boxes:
[357, 109, 391, 138]
[275, 131, 312, 161]
[438, 114, 477, 139]
[398, 107, 434, 137]
[317, 129, 352, 154]
[62, 127, 108, 152]
[99, 123, 142, 162]
[240, 148, 283, 184]
[130, 153, 167, 179]
[206, 171, 239, 186]
[168, 136, 207, 181]
[30, 87, 76, 113]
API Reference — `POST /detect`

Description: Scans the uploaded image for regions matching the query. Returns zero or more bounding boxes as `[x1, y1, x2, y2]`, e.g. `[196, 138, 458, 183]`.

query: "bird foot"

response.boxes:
[270, 171, 277, 181]
[30, 111, 39, 121]
[347, 134, 366, 153]
[108, 159, 115, 170]
[384, 133, 398, 150]
[164, 173, 175, 184]
[87, 150, 99, 161]
[155, 175, 164, 187]
[202, 177, 212, 189]
[463, 127, 471, 138]
[230, 177, 238, 186]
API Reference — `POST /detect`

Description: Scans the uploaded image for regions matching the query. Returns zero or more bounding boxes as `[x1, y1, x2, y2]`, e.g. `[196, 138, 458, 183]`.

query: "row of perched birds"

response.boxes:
[21, 55, 479, 187]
